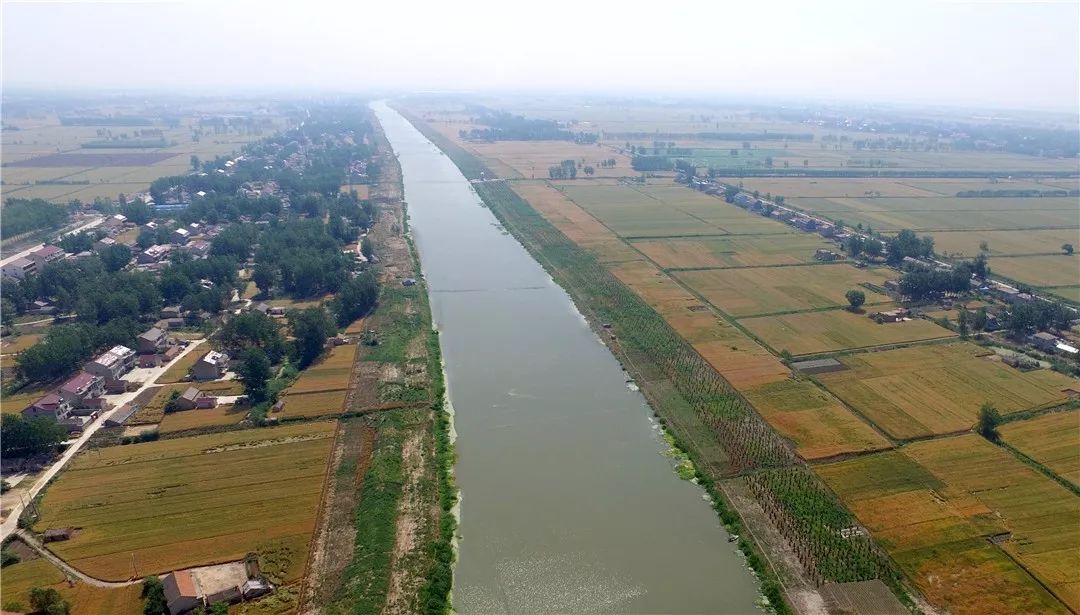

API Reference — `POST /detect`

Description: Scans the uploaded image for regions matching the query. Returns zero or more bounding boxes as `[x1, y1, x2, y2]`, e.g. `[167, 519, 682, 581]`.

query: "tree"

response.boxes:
[845, 289, 866, 311]
[120, 199, 153, 225]
[209, 602, 229, 615]
[190, 155, 201, 171]
[360, 236, 374, 260]
[142, 575, 167, 615]
[252, 263, 277, 296]
[958, 307, 970, 338]
[99, 244, 132, 272]
[29, 587, 70, 615]
[237, 348, 273, 402]
[331, 272, 378, 327]
[1063, 243, 1074, 255]
[973, 306, 989, 331]
[287, 307, 335, 368]
[977, 402, 1001, 441]
[1, 298, 15, 330]
[979, 240, 989, 253]
[1, 415, 67, 458]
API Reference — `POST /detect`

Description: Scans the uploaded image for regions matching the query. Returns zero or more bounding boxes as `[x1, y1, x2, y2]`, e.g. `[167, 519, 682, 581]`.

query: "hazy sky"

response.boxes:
[3, 0, 1079, 112]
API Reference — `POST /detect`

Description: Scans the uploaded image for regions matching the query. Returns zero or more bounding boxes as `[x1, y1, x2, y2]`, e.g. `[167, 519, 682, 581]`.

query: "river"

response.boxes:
[372, 102, 762, 614]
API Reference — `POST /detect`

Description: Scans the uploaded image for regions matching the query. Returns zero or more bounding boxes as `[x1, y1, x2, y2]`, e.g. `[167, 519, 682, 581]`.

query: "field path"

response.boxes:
[13, 529, 141, 587]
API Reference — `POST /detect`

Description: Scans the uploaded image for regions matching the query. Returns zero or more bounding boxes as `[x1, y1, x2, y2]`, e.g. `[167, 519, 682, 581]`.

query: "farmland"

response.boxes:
[816, 342, 1080, 439]
[1, 106, 286, 203]
[279, 342, 358, 418]
[989, 254, 1080, 288]
[818, 435, 1079, 614]
[0, 554, 144, 614]
[675, 263, 893, 317]
[33, 422, 336, 581]
[158, 403, 246, 433]
[999, 410, 1080, 485]
[400, 96, 1080, 615]
[742, 378, 891, 460]
[740, 309, 956, 356]
[631, 233, 834, 269]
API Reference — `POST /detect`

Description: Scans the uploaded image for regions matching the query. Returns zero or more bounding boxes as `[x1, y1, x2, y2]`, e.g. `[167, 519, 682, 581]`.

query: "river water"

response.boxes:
[372, 102, 761, 614]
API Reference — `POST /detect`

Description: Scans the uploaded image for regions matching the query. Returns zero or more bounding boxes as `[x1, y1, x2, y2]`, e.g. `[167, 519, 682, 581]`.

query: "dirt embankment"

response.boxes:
[298, 421, 377, 615]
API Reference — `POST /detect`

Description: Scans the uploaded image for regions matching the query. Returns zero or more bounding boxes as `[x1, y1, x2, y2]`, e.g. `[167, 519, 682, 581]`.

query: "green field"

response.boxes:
[788, 196, 1078, 231]
[676, 263, 892, 317]
[988, 254, 1080, 288]
[817, 342, 1080, 439]
[930, 229, 1080, 257]
[631, 233, 834, 269]
[740, 308, 955, 356]
[557, 182, 794, 237]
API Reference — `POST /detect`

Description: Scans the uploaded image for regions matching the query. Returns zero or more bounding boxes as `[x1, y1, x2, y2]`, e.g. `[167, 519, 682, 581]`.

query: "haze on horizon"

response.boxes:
[3, 0, 1079, 114]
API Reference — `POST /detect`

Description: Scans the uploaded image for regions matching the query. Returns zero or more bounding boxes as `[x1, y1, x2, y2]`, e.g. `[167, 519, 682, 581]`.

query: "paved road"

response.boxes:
[0, 216, 104, 267]
[0, 339, 206, 540]
[13, 529, 142, 587]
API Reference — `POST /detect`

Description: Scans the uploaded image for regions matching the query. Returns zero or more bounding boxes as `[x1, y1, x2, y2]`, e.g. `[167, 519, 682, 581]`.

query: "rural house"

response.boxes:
[28, 245, 66, 269]
[138, 327, 168, 354]
[163, 571, 200, 615]
[138, 244, 171, 264]
[1029, 332, 1061, 352]
[58, 371, 106, 408]
[176, 387, 218, 410]
[84, 345, 137, 382]
[192, 350, 229, 380]
[2, 257, 36, 280]
[22, 393, 89, 433]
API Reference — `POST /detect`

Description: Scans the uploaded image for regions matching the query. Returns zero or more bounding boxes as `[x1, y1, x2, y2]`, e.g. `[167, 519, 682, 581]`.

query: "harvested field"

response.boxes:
[817, 342, 1080, 439]
[988, 254, 1080, 288]
[34, 422, 336, 581]
[158, 404, 246, 433]
[512, 180, 640, 263]
[741, 308, 955, 356]
[1000, 410, 1080, 485]
[286, 344, 357, 394]
[742, 378, 891, 460]
[4, 152, 178, 167]
[676, 263, 892, 317]
[817, 435, 1079, 614]
[631, 234, 834, 269]
[280, 389, 349, 418]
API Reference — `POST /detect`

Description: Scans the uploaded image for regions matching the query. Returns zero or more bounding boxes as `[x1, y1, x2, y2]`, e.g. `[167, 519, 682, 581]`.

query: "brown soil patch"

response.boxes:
[512, 181, 639, 263]
[298, 420, 377, 615]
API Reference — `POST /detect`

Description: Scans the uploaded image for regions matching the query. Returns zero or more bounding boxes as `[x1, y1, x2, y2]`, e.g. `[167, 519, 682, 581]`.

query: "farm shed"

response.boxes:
[791, 358, 845, 375]
[105, 403, 139, 427]
[163, 571, 200, 615]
